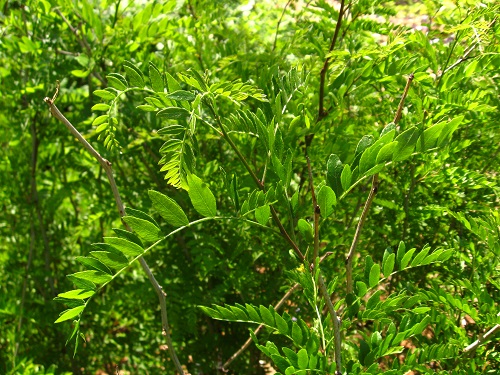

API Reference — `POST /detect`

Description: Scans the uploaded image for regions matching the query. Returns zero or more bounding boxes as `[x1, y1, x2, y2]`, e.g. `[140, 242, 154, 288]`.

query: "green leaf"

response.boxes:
[340, 164, 352, 191]
[356, 281, 368, 297]
[92, 115, 109, 126]
[70, 270, 112, 285]
[297, 219, 314, 243]
[121, 216, 162, 242]
[437, 116, 464, 146]
[90, 251, 129, 271]
[165, 71, 181, 92]
[125, 207, 160, 227]
[136, 104, 156, 111]
[55, 305, 85, 323]
[291, 322, 303, 346]
[317, 185, 336, 218]
[149, 62, 164, 92]
[368, 264, 380, 288]
[112, 229, 143, 248]
[411, 246, 431, 267]
[396, 241, 406, 269]
[255, 204, 271, 225]
[246, 304, 261, 322]
[167, 90, 196, 101]
[416, 121, 447, 152]
[123, 63, 145, 88]
[148, 190, 189, 227]
[282, 347, 298, 367]
[91, 103, 110, 111]
[106, 73, 128, 90]
[376, 141, 398, 164]
[94, 89, 116, 100]
[187, 174, 217, 217]
[104, 236, 145, 256]
[259, 305, 275, 327]
[383, 253, 395, 277]
[57, 289, 95, 300]
[271, 354, 291, 373]
[275, 312, 289, 335]
[297, 349, 308, 370]
[76, 256, 112, 274]
[67, 275, 96, 291]
[326, 154, 344, 196]
[157, 107, 191, 119]
[392, 127, 419, 162]
[400, 248, 417, 269]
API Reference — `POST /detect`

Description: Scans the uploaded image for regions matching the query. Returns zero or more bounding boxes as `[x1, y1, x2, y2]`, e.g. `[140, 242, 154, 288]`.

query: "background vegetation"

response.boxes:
[0, 0, 498, 374]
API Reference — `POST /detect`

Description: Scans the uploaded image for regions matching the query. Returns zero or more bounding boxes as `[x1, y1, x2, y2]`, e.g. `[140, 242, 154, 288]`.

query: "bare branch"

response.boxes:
[44, 92, 185, 374]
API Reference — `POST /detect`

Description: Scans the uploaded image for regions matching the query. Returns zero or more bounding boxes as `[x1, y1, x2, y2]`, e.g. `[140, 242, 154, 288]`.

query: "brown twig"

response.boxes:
[345, 174, 379, 294]
[44, 88, 185, 374]
[273, 0, 293, 52]
[345, 73, 414, 294]
[221, 283, 301, 371]
[463, 322, 500, 354]
[306, 156, 320, 269]
[54, 8, 106, 86]
[318, 0, 346, 121]
[207, 98, 341, 372]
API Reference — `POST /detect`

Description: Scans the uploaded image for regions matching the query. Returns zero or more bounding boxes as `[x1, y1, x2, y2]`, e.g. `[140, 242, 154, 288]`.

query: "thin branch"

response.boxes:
[345, 174, 379, 294]
[306, 156, 320, 269]
[463, 323, 500, 354]
[317, 274, 342, 375]
[221, 283, 301, 371]
[43, 90, 185, 374]
[318, 0, 346, 121]
[205, 99, 305, 261]
[345, 72, 414, 294]
[54, 8, 106, 86]
[393, 73, 414, 124]
[273, 0, 293, 52]
[207, 98, 342, 373]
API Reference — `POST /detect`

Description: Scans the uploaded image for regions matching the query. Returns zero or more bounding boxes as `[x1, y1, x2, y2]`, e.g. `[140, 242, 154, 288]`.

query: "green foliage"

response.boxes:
[1, 0, 499, 374]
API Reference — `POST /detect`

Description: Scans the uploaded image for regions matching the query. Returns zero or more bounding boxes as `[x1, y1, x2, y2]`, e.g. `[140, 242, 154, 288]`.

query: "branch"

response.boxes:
[221, 283, 301, 371]
[318, 274, 342, 375]
[306, 155, 320, 269]
[207, 96, 341, 372]
[205, 99, 304, 261]
[318, 0, 346, 121]
[54, 8, 106, 86]
[345, 174, 378, 294]
[43, 87, 185, 374]
[272, 0, 293, 52]
[345, 72, 414, 294]
[463, 323, 500, 354]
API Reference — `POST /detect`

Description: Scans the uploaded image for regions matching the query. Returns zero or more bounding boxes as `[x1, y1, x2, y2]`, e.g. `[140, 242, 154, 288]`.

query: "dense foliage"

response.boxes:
[1, 0, 499, 374]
